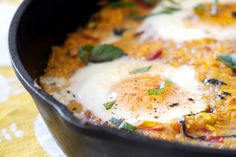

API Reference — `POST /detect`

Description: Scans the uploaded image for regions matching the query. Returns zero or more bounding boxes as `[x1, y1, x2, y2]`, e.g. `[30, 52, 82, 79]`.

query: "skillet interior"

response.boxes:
[9, 0, 236, 156]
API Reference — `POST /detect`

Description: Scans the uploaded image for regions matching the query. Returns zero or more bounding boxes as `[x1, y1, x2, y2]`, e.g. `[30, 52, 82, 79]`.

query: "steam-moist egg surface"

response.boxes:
[41, 0, 236, 149]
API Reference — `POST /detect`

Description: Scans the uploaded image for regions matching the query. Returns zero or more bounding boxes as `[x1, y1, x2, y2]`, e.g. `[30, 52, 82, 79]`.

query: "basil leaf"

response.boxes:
[89, 44, 124, 63]
[143, 0, 156, 5]
[130, 66, 152, 74]
[218, 54, 236, 69]
[103, 100, 116, 110]
[134, 6, 181, 20]
[78, 45, 94, 65]
[160, 80, 172, 88]
[109, 118, 136, 131]
[167, 0, 179, 5]
[78, 44, 124, 64]
[148, 80, 172, 95]
[109, 117, 124, 127]
[152, 6, 181, 15]
[119, 121, 136, 131]
[148, 88, 164, 95]
[109, 1, 137, 8]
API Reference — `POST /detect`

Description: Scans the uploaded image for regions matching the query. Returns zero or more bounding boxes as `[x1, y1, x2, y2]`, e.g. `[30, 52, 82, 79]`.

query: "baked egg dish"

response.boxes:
[40, 0, 236, 149]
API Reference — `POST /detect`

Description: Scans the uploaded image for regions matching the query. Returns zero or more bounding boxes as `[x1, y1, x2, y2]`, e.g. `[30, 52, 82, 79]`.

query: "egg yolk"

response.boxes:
[194, 3, 236, 26]
[112, 75, 178, 112]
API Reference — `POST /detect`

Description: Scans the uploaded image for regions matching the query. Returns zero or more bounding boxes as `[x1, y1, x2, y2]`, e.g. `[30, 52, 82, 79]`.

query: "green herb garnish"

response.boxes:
[218, 53, 236, 69]
[148, 80, 172, 95]
[129, 9, 138, 16]
[134, 6, 181, 20]
[119, 121, 137, 131]
[167, 0, 179, 5]
[109, 117, 136, 131]
[143, 0, 156, 5]
[194, 4, 207, 12]
[160, 79, 172, 88]
[130, 65, 152, 74]
[78, 44, 124, 65]
[109, 117, 124, 127]
[89, 44, 124, 62]
[103, 100, 116, 110]
[148, 88, 164, 95]
[109, 1, 137, 8]
[78, 45, 94, 65]
[211, 0, 218, 16]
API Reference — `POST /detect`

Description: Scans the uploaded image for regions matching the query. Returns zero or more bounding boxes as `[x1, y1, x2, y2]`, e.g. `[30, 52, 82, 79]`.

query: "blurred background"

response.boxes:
[0, 1, 66, 156]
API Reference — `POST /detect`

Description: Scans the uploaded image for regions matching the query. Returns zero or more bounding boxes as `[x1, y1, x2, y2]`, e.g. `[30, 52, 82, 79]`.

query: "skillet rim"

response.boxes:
[8, 0, 236, 155]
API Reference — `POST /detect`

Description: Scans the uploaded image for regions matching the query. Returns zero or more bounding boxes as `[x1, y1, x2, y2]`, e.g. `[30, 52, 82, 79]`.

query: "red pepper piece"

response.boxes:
[147, 50, 162, 61]
[134, 0, 157, 9]
[207, 136, 224, 143]
[82, 34, 100, 42]
[133, 31, 144, 37]
[138, 121, 164, 131]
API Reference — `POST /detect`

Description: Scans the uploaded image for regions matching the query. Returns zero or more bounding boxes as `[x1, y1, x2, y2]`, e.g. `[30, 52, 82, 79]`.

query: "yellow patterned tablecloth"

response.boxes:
[0, 1, 66, 156]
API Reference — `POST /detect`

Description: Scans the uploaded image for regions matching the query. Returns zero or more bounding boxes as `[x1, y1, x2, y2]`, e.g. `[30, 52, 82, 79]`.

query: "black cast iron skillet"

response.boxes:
[8, 0, 236, 156]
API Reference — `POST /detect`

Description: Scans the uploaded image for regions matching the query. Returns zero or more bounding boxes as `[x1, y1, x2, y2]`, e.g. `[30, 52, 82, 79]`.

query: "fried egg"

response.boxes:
[139, 0, 236, 42]
[45, 57, 207, 125]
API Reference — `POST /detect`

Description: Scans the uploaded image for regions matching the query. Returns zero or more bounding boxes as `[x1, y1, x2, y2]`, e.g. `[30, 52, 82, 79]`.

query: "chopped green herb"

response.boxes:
[167, 0, 179, 5]
[194, 4, 207, 12]
[160, 79, 172, 88]
[129, 9, 138, 16]
[78, 44, 124, 65]
[143, 0, 156, 5]
[109, 117, 124, 127]
[134, 6, 181, 20]
[148, 80, 172, 95]
[155, 6, 181, 14]
[212, 0, 218, 4]
[218, 53, 236, 69]
[103, 100, 116, 110]
[109, 1, 137, 8]
[109, 118, 136, 131]
[211, 0, 218, 16]
[148, 88, 164, 95]
[130, 65, 152, 74]
[119, 121, 136, 131]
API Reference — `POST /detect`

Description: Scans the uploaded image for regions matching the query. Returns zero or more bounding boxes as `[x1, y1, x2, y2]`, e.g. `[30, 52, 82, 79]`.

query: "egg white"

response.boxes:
[139, 0, 236, 42]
